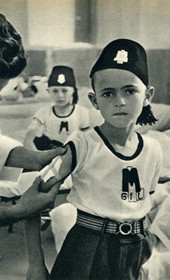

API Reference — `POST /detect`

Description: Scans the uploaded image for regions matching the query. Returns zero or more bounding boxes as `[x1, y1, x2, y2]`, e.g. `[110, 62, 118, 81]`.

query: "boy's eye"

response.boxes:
[103, 92, 114, 97]
[125, 88, 137, 95]
[52, 89, 59, 94]
[62, 89, 68, 93]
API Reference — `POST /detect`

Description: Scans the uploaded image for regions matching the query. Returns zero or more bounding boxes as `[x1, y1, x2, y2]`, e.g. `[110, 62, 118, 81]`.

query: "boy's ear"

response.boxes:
[88, 92, 99, 110]
[143, 86, 155, 106]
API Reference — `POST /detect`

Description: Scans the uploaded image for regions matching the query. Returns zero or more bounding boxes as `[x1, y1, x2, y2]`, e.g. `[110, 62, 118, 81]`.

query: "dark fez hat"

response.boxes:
[90, 39, 149, 86]
[48, 65, 76, 87]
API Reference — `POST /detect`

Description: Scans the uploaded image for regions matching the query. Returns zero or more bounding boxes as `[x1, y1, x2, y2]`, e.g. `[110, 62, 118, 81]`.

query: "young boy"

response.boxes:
[24, 65, 90, 250]
[24, 65, 90, 151]
[25, 39, 162, 280]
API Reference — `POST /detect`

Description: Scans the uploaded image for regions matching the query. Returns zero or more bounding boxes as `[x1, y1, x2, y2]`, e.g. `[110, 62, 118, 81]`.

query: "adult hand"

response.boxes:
[37, 146, 67, 170]
[17, 176, 62, 217]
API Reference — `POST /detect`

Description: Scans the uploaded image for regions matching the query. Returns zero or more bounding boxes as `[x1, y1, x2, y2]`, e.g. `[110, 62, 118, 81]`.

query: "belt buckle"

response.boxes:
[119, 222, 133, 235]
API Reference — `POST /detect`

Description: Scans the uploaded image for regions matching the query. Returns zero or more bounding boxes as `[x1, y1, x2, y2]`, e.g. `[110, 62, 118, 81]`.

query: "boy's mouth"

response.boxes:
[113, 112, 128, 116]
[56, 100, 65, 103]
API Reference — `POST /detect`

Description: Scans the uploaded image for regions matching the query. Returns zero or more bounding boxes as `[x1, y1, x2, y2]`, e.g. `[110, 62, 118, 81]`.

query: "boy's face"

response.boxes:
[0, 78, 10, 91]
[90, 69, 151, 129]
[48, 86, 74, 106]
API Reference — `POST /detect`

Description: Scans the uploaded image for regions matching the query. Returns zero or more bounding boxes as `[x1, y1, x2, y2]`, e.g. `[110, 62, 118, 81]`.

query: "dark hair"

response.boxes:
[136, 105, 158, 126]
[72, 87, 78, 104]
[0, 14, 27, 79]
[91, 77, 157, 126]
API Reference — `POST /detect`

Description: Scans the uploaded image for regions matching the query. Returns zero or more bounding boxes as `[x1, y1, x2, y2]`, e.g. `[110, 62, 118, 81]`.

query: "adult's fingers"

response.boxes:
[46, 176, 61, 190]
[39, 176, 62, 193]
[31, 176, 42, 189]
[49, 146, 67, 158]
[48, 181, 62, 197]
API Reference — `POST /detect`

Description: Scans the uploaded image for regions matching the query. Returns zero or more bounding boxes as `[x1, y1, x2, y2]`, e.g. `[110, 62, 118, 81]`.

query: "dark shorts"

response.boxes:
[34, 134, 63, 150]
[50, 223, 153, 280]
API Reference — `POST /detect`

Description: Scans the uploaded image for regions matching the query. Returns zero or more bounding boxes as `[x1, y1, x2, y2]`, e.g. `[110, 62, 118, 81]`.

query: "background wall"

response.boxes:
[96, 0, 170, 49]
[0, 0, 170, 103]
[27, 0, 75, 47]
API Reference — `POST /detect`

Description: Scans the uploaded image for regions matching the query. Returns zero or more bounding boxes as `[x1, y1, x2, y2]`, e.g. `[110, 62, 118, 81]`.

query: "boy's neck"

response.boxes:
[99, 122, 136, 146]
[53, 104, 74, 116]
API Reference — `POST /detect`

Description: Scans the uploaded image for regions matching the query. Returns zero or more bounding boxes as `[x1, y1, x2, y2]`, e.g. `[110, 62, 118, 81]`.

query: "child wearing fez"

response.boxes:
[23, 66, 90, 248]
[24, 65, 90, 151]
[25, 39, 162, 280]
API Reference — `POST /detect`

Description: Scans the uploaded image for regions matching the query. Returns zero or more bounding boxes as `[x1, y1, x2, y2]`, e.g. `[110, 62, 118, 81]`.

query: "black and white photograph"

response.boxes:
[0, 1, 170, 279]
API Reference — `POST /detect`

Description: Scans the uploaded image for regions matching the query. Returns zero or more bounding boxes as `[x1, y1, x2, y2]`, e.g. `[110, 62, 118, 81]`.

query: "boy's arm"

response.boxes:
[23, 130, 37, 151]
[5, 146, 66, 171]
[24, 119, 43, 150]
[39, 143, 73, 190]
[25, 216, 51, 280]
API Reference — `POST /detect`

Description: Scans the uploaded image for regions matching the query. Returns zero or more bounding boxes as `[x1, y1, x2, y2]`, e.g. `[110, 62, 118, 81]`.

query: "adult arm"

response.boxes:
[0, 176, 62, 227]
[5, 146, 66, 171]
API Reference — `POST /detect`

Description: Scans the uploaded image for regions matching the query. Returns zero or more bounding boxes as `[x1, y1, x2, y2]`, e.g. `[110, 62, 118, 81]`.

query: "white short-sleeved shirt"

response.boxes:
[67, 127, 162, 221]
[30, 104, 90, 143]
[41, 127, 163, 222]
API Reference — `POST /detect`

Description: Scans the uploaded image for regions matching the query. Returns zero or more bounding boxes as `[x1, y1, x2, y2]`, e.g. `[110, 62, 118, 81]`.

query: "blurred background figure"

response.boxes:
[0, 75, 48, 102]
[23, 65, 90, 251]
[24, 65, 90, 151]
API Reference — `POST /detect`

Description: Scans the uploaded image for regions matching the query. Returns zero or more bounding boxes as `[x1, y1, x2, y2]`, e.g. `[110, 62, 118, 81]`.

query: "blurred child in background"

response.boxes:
[24, 65, 90, 151]
[24, 65, 90, 252]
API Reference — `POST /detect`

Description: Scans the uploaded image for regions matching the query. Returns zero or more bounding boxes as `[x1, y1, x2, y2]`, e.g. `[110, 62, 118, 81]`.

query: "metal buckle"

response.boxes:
[119, 222, 133, 235]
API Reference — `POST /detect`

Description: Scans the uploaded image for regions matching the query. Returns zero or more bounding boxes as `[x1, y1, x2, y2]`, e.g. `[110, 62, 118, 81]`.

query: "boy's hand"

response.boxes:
[26, 264, 50, 280]
[17, 176, 62, 217]
[37, 146, 67, 170]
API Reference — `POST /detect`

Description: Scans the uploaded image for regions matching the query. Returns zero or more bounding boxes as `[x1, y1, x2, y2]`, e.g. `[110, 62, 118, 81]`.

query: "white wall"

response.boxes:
[96, 0, 170, 49]
[1, 0, 170, 49]
[138, 0, 170, 49]
[27, 0, 75, 47]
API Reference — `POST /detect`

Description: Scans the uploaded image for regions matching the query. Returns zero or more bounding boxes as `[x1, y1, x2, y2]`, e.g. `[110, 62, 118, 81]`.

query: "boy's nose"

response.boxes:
[114, 94, 126, 107]
[57, 90, 64, 96]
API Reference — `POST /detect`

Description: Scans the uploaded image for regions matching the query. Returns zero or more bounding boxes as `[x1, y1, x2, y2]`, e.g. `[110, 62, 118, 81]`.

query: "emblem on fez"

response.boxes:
[57, 74, 66, 84]
[114, 50, 128, 64]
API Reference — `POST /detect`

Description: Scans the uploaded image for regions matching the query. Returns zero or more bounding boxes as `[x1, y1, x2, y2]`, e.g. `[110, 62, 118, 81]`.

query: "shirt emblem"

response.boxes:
[121, 166, 144, 202]
[57, 74, 65, 84]
[114, 50, 128, 64]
